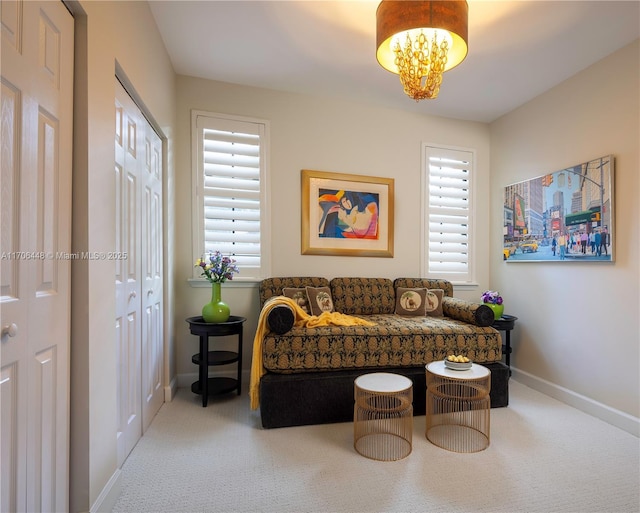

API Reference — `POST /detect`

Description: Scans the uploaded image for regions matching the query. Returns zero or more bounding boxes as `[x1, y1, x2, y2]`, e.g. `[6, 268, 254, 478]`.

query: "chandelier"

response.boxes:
[376, 0, 469, 101]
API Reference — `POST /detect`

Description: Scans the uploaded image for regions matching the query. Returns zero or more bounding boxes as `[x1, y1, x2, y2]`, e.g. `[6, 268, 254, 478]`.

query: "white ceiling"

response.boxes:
[149, 1, 640, 123]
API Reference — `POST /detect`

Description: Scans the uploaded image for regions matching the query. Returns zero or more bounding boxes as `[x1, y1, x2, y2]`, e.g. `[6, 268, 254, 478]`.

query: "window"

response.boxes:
[422, 144, 475, 284]
[192, 111, 270, 281]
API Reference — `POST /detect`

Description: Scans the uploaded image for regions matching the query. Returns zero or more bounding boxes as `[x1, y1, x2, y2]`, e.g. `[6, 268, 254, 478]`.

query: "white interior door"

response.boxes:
[115, 83, 142, 467]
[140, 113, 163, 432]
[0, 1, 73, 512]
[115, 79, 163, 467]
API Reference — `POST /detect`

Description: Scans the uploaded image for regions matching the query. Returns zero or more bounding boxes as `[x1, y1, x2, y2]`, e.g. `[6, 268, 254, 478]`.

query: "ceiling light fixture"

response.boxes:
[376, 0, 468, 101]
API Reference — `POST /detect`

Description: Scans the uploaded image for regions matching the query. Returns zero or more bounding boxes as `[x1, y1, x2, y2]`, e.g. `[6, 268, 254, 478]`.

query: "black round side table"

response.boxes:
[492, 314, 517, 376]
[186, 315, 246, 407]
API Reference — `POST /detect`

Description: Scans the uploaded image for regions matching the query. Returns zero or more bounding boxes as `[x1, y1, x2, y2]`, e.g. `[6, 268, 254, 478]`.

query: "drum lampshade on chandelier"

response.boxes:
[376, 0, 468, 101]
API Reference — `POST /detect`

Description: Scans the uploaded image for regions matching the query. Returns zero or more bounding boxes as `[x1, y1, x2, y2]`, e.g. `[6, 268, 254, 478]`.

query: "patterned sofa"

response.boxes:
[253, 277, 509, 428]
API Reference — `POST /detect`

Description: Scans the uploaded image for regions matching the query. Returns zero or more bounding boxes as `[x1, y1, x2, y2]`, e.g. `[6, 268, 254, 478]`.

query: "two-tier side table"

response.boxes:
[492, 314, 518, 375]
[186, 315, 246, 407]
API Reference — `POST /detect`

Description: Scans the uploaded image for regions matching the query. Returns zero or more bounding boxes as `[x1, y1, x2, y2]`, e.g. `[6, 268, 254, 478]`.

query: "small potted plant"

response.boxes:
[195, 251, 239, 323]
[481, 290, 504, 320]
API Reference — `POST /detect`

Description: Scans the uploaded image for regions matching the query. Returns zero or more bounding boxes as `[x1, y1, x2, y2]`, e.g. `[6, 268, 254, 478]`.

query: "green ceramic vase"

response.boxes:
[485, 302, 504, 320]
[202, 282, 230, 323]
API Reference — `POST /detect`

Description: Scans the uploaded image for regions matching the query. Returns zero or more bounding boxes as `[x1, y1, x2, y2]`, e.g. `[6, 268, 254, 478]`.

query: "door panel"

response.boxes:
[0, 1, 73, 512]
[115, 91, 142, 467]
[141, 123, 163, 431]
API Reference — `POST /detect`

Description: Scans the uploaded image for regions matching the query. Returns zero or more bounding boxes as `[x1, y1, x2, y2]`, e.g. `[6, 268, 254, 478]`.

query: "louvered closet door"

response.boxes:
[115, 79, 164, 467]
[0, 1, 74, 512]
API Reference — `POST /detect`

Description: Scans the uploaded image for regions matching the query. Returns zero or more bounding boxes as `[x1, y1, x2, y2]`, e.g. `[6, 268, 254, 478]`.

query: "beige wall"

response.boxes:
[490, 40, 639, 427]
[69, 1, 176, 511]
[174, 77, 493, 383]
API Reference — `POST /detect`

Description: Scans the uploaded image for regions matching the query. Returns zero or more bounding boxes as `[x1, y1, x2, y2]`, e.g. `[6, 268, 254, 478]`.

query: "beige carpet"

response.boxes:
[112, 379, 639, 513]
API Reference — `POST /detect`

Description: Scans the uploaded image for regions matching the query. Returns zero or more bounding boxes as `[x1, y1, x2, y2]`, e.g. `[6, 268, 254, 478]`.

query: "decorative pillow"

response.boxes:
[425, 288, 444, 317]
[305, 286, 335, 316]
[266, 304, 295, 335]
[395, 287, 428, 316]
[282, 287, 310, 314]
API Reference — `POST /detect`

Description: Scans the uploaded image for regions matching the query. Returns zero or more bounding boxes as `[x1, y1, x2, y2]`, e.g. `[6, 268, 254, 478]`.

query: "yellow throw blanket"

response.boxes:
[249, 296, 376, 410]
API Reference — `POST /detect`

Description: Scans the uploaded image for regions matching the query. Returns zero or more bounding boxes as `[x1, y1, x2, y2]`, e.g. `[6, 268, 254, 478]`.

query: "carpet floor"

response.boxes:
[112, 379, 639, 513]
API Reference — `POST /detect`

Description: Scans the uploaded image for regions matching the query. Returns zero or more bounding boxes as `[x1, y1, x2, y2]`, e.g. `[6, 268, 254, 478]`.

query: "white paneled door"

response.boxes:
[114, 80, 163, 468]
[1, 1, 74, 512]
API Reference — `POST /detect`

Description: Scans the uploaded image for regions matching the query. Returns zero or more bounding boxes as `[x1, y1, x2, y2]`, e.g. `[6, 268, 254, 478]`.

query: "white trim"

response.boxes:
[90, 469, 122, 513]
[164, 376, 178, 402]
[187, 279, 259, 289]
[512, 368, 639, 437]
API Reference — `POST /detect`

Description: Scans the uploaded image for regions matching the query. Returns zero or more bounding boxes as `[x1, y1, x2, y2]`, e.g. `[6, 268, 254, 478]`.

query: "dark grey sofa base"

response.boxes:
[259, 362, 509, 429]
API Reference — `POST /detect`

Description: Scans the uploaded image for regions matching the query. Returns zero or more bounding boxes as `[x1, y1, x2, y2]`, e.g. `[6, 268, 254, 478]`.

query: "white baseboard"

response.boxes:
[164, 376, 178, 402]
[512, 367, 639, 437]
[90, 468, 121, 513]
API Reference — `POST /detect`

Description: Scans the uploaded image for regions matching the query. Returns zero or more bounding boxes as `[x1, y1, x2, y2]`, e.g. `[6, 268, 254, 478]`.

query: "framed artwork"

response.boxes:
[503, 155, 614, 262]
[301, 169, 394, 257]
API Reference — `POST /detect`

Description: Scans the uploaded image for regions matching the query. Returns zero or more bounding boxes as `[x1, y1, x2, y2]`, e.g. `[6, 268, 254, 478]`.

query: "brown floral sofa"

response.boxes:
[254, 277, 509, 428]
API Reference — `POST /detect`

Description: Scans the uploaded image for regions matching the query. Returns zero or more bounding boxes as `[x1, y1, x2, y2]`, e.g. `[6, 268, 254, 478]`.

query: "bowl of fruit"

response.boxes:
[444, 354, 472, 371]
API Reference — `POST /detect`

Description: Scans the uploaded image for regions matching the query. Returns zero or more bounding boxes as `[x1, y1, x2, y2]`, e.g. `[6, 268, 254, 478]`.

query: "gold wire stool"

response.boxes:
[425, 361, 491, 453]
[354, 373, 413, 461]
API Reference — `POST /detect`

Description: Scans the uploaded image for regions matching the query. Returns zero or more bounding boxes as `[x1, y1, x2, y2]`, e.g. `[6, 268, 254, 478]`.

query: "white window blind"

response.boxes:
[193, 112, 270, 281]
[422, 145, 475, 284]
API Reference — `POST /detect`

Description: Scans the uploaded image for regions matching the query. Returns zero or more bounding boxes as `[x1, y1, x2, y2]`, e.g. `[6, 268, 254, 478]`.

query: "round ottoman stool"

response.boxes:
[353, 373, 413, 461]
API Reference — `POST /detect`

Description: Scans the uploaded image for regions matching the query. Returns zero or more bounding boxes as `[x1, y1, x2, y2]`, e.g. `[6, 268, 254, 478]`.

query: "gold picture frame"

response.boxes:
[301, 169, 394, 257]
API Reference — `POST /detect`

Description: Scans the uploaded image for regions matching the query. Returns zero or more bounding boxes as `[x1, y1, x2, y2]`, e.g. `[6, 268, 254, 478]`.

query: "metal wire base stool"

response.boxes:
[354, 373, 413, 461]
[425, 361, 491, 453]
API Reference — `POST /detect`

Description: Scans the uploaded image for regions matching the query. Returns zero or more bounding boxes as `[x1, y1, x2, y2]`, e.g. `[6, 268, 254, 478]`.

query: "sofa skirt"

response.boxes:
[259, 362, 509, 429]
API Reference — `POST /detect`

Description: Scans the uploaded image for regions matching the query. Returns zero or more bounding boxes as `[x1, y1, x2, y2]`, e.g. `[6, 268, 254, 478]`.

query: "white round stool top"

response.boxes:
[426, 360, 490, 379]
[354, 372, 412, 393]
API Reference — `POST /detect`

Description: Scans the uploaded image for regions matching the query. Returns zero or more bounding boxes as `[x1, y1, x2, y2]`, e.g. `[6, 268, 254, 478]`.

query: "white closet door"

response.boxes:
[115, 79, 163, 467]
[0, 1, 73, 512]
[141, 121, 163, 432]
[115, 82, 143, 466]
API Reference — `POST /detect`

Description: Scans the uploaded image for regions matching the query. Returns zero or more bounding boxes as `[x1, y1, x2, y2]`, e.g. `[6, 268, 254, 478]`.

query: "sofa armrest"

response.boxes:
[442, 297, 495, 327]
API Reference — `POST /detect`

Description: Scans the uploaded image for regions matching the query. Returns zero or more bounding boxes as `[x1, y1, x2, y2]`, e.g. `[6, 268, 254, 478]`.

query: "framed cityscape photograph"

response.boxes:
[503, 155, 614, 263]
[301, 169, 394, 257]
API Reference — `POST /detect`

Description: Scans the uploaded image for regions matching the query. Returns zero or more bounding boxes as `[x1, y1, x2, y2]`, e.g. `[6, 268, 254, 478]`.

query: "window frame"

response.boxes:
[191, 110, 271, 284]
[420, 143, 477, 286]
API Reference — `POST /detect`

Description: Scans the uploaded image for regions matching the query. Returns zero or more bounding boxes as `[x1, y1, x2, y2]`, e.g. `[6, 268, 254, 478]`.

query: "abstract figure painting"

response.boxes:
[301, 170, 394, 257]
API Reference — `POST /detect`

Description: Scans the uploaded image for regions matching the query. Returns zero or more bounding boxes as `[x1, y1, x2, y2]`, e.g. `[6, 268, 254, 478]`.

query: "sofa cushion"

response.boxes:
[305, 286, 335, 316]
[282, 287, 310, 314]
[425, 289, 444, 317]
[395, 287, 428, 316]
[262, 314, 501, 373]
[330, 277, 395, 314]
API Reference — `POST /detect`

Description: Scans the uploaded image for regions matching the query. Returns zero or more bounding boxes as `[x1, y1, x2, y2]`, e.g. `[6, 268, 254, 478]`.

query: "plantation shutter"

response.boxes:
[195, 114, 268, 279]
[424, 145, 474, 283]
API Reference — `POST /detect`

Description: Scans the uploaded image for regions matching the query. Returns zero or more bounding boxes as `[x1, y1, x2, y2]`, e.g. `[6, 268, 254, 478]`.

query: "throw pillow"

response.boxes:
[266, 304, 295, 335]
[282, 287, 310, 314]
[305, 286, 335, 316]
[395, 288, 428, 316]
[426, 288, 444, 317]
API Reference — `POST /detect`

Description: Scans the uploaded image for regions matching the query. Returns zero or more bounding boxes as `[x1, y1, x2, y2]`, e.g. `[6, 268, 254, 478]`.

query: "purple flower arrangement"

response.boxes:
[481, 290, 503, 305]
[195, 251, 239, 283]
